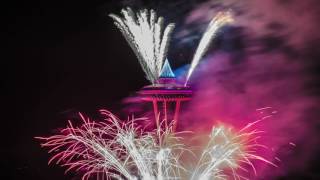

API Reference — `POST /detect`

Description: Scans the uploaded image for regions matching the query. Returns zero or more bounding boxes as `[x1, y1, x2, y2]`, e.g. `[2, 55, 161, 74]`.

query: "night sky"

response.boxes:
[5, 0, 320, 179]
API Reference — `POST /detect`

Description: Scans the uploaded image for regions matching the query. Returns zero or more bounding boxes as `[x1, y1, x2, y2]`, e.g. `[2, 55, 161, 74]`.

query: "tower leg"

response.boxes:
[163, 100, 168, 129]
[153, 100, 159, 129]
[173, 100, 181, 131]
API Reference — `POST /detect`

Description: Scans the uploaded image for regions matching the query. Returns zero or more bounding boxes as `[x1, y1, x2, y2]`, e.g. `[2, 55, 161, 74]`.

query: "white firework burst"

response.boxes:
[191, 122, 276, 180]
[109, 8, 175, 84]
[36, 110, 185, 180]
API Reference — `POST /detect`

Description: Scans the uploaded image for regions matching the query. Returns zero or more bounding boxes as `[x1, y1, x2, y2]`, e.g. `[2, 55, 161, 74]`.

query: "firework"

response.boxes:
[190, 122, 276, 180]
[185, 12, 233, 85]
[37, 110, 274, 180]
[36, 110, 184, 180]
[109, 8, 175, 84]
[37, 9, 275, 180]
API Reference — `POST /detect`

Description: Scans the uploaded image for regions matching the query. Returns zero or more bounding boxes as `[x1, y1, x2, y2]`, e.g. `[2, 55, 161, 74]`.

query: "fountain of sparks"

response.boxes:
[109, 8, 175, 84]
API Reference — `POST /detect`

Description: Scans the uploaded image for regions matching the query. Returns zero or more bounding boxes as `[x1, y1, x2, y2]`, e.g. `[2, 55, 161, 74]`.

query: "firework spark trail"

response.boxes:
[185, 12, 233, 85]
[191, 123, 276, 180]
[36, 110, 184, 180]
[109, 8, 175, 84]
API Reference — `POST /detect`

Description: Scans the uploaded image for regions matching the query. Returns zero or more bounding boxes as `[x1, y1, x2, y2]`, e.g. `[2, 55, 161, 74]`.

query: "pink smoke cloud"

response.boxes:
[177, 50, 318, 178]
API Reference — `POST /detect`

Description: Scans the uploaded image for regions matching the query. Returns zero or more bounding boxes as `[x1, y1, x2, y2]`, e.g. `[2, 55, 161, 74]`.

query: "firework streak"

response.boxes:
[185, 12, 233, 85]
[37, 110, 275, 180]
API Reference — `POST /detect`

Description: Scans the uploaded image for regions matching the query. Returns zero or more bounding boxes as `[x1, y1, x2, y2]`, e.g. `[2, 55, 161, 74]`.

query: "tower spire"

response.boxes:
[160, 59, 175, 78]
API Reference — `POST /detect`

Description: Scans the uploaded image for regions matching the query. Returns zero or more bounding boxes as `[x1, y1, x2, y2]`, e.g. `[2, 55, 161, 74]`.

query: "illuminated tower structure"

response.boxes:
[139, 60, 192, 131]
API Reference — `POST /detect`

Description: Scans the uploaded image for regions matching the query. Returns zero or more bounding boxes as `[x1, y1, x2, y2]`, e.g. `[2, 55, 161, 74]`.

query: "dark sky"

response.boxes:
[6, 1, 147, 179]
[5, 0, 320, 179]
